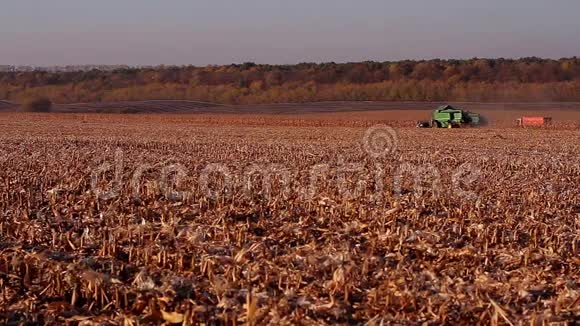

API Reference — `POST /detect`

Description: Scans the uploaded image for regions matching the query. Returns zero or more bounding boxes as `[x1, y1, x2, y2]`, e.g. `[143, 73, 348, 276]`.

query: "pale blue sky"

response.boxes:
[1, 0, 578, 65]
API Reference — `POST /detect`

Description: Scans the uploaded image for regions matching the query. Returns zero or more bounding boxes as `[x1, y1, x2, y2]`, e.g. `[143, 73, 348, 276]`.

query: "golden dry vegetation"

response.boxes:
[0, 112, 578, 325]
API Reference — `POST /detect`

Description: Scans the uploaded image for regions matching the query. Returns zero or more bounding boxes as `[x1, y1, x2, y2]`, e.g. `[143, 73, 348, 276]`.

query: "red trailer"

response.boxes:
[516, 116, 552, 127]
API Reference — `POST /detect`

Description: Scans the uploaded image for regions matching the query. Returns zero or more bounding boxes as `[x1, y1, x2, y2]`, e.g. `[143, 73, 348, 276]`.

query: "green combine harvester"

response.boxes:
[417, 105, 482, 128]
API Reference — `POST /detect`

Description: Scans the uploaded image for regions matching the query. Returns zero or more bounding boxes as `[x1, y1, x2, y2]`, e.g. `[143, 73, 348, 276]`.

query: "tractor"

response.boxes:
[417, 105, 481, 128]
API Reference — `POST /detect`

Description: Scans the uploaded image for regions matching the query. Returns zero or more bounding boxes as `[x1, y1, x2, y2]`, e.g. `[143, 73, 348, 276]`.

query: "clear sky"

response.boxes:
[1, 0, 578, 66]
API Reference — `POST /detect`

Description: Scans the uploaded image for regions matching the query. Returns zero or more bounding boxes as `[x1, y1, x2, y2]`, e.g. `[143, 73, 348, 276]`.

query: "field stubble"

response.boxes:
[0, 113, 578, 325]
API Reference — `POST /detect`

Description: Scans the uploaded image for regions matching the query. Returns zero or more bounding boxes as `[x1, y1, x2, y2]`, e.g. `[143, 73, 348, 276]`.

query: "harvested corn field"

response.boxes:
[0, 113, 578, 325]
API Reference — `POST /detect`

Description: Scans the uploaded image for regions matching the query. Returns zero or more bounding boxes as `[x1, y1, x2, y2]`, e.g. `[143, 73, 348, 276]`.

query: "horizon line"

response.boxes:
[1, 56, 579, 71]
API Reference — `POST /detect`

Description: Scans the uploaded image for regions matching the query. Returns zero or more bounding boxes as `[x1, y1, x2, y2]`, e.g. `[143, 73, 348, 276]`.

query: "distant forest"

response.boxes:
[1, 58, 579, 104]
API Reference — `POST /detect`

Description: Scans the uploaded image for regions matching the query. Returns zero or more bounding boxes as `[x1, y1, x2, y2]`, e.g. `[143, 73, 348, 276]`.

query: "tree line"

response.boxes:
[1, 58, 579, 104]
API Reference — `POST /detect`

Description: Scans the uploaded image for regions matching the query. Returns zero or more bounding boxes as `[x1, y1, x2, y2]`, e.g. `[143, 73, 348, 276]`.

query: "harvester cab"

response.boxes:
[417, 105, 481, 128]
